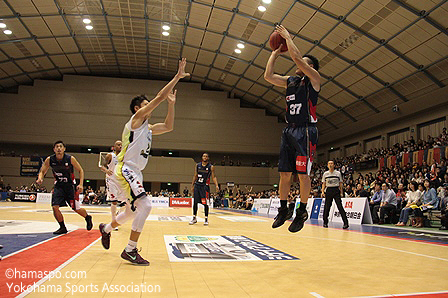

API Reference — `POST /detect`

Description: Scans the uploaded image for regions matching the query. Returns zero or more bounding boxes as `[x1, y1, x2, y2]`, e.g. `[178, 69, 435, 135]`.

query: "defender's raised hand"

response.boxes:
[176, 58, 190, 79]
[167, 89, 177, 104]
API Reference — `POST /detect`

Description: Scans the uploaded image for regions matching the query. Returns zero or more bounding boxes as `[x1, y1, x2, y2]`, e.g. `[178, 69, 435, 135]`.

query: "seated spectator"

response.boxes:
[370, 182, 383, 223]
[396, 182, 422, 226]
[439, 192, 447, 230]
[413, 179, 439, 228]
[374, 183, 397, 224]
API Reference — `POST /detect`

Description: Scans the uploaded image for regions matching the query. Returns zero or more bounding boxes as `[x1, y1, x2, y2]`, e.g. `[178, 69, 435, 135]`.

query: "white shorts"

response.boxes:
[115, 163, 146, 202]
[106, 177, 120, 202]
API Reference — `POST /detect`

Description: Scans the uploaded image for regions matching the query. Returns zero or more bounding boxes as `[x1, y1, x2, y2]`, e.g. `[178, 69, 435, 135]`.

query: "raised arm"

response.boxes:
[211, 165, 219, 192]
[100, 153, 113, 176]
[132, 59, 189, 128]
[264, 47, 289, 88]
[150, 89, 176, 136]
[276, 25, 321, 90]
[71, 156, 84, 193]
[36, 157, 50, 184]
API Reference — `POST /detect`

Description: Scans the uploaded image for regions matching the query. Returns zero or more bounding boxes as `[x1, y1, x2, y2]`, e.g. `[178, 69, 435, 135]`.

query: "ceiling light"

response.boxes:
[162, 25, 170, 31]
[234, 49, 241, 54]
[162, 31, 169, 36]
[262, 0, 271, 4]
[237, 43, 245, 49]
[85, 25, 93, 30]
[258, 5, 266, 12]
[83, 18, 91, 24]
[0, 23, 6, 28]
[3, 29, 12, 35]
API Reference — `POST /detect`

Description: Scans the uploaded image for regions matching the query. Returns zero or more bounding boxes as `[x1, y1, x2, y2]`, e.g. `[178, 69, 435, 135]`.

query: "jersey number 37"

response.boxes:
[289, 103, 302, 115]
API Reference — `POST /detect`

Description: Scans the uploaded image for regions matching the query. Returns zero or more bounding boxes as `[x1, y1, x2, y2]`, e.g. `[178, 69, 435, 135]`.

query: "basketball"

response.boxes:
[269, 31, 288, 52]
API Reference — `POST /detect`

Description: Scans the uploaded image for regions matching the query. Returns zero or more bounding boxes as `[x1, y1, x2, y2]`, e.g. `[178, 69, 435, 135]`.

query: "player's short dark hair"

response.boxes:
[53, 140, 65, 148]
[130, 95, 148, 114]
[203, 152, 209, 157]
[303, 54, 319, 71]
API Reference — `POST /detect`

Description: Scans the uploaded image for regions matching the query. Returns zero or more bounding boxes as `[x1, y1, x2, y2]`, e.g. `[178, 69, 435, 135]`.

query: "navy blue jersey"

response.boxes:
[285, 76, 319, 125]
[49, 154, 75, 185]
[195, 162, 212, 186]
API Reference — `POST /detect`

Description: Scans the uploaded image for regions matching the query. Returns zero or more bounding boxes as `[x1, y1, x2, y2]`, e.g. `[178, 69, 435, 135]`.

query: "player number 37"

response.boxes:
[289, 103, 302, 115]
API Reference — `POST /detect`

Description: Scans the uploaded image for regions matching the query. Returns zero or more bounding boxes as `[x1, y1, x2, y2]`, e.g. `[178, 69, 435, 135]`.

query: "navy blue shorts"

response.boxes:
[52, 184, 79, 210]
[194, 184, 210, 205]
[278, 125, 318, 175]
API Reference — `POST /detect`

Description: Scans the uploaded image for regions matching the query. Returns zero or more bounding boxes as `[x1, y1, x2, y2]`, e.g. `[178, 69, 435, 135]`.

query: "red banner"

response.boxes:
[402, 153, 409, 166]
[418, 150, 424, 165]
[169, 197, 192, 207]
[391, 155, 396, 166]
[379, 158, 384, 170]
[434, 148, 441, 163]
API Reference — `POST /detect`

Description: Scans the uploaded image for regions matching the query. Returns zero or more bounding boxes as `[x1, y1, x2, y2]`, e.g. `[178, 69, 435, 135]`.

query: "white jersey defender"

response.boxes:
[115, 115, 153, 203]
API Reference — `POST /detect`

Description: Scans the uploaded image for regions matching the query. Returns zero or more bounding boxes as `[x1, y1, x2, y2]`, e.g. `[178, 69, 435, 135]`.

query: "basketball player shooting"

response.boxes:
[99, 140, 122, 230]
[99, 58, 189, 266]
[264, 25, 320, 233]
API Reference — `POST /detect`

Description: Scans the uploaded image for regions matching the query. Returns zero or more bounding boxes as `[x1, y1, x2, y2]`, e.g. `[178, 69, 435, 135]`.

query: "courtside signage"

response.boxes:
[164, 235, 298, 262]
[169, 197, 192, 207]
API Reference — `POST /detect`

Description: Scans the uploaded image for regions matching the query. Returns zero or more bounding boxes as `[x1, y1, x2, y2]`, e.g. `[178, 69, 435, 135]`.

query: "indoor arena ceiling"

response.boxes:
[0, 0, 447, 135]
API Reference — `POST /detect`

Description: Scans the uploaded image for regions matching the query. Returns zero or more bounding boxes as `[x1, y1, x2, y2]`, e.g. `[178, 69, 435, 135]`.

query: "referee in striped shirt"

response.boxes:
[322, 160, 349, 229]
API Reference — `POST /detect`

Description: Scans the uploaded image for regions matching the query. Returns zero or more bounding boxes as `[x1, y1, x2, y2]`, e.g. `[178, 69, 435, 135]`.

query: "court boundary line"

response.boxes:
[355, 289, 448, 297]
[0, 229, 77, 260]
[220, 208, 448, 246]
[209, 226, 448, 262]
[16, 236, 101, 298]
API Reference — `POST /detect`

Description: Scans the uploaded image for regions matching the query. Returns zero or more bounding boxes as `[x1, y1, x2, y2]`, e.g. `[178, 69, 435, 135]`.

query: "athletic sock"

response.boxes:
[299, 202, 307, 211]
[125, 240, 137, 252]
[58, 221, 66, 229]
[280, 200, 287, 208]
[104, 223, 113, 233]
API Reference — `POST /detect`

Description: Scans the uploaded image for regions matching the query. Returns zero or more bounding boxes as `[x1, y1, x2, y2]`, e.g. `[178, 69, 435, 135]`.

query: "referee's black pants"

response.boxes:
[323, 187, 348, 225]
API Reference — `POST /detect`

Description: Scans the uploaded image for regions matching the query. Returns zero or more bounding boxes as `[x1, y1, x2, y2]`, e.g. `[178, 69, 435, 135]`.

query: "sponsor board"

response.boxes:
[269, 198, 281, 215]
[331, 198, 372, 225]
[146, 215, 203, 222]
[217, 216, 267, 222]
[164, 235, 298, 262]
[36, 193, 52, 204]
[149, 197, 169, 207]
[169, 197, 192, 207]
[251, 198, 271, 214]
[11, 192, 37, 202]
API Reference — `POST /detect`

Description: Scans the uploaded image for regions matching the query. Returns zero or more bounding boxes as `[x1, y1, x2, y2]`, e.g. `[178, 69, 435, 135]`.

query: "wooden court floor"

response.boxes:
[0, 201, 447, 298]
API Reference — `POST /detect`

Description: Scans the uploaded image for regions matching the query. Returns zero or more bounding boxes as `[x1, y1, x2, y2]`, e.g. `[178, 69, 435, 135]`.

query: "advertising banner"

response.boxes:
[169, 197, 192, 207]
[11, 192, 37, 202]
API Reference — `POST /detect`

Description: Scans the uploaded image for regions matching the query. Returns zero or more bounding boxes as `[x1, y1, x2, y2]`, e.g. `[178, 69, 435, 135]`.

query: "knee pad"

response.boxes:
[116, 203, 135, 225]
[131, 196, 152, 233]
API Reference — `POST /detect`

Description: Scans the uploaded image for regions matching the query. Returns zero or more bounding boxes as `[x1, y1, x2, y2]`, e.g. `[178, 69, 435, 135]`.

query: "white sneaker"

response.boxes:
[113, 227, 119, 231]
[204, 218, 209, 226]
[189, 217, 197, 225]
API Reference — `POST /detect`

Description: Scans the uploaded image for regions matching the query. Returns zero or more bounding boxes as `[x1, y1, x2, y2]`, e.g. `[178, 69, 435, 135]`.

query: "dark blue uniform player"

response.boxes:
[189, 153, 219, 226]
[37, 141, 93, 234]
[264, 25, 320, 233]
